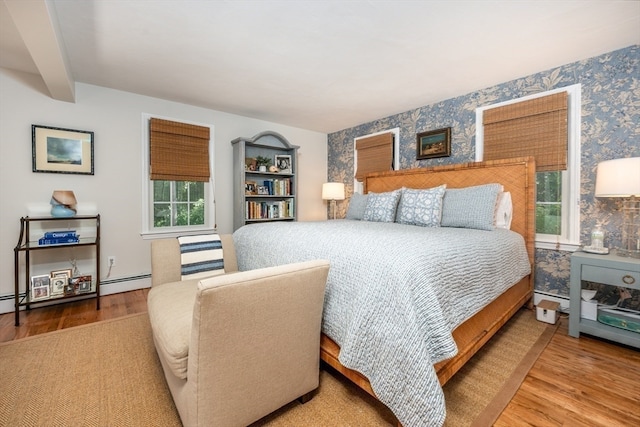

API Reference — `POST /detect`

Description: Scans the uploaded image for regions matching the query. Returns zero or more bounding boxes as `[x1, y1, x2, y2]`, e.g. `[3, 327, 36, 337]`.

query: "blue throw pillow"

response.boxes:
[441, 183, 502, 230]
[396, 185, 446, 227]
[346, 193, 369, 220]
[363, 190, 401, 223]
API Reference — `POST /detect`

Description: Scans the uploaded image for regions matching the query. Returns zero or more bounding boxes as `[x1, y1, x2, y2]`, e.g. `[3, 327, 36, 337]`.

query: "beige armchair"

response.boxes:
[148, 236, 330, 427]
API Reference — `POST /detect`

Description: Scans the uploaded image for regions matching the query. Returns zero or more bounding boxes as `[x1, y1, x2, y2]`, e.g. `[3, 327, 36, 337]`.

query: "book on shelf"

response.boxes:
[43, 230, 77, 239]
[260, 178, 291, 196]
[245, 200, 294, 220]
[38, 236, 80, 245]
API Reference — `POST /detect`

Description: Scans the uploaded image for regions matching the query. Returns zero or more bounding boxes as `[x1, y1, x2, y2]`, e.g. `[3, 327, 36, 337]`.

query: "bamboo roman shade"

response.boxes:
[355, 132, 394, 181]
[483, 92, 568, 172]
[149, 118, 210, 181]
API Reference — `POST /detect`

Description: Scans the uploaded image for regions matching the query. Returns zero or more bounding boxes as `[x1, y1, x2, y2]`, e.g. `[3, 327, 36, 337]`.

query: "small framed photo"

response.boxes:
[257, 185, 269, 195]
[245, 157, 257, 171]
[32, 124, 94, 175]
[71, 275, 93, 294]
[50, 269, 72, 296]
[416, 127, 451, 160]
[30, 275, 51, 301]
[245, 180, 257, 195]
[274, 155, 292, 173]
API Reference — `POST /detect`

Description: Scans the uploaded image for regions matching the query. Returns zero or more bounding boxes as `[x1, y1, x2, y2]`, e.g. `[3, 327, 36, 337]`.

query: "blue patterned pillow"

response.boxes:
[396, 185, 446, 227]
[346, 193, 369, 220]
[441, 184, 502, 230]
[363, 190, 401, 222]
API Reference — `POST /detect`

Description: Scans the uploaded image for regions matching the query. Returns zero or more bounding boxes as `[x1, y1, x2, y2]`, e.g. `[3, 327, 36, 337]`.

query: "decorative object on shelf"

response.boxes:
[245, 157, 257, 171]
[50, 190, 77, 217]
[32, 124, 94, 175]
[275, 155, 292, 173]
[50, 268, 72, 296]
[591, 224, 605, 249]
[255, 156, 272, 172]
[416, 127, 451, 160]
[595, 157, 640, 258]
[269, 165, 279, 173]
[30, 275, 50, 301]
[322, 182, 345, 220]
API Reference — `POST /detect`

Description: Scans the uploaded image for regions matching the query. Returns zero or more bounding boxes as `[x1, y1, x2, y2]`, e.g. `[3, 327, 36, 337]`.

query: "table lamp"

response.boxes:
[595, 157, 640, 258]
[322, 182, 345, 220]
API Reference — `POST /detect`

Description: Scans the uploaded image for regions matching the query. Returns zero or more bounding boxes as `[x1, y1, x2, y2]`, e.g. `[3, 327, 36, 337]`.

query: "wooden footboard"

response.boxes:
[320, 157, 536, 419]
[320, 276, 532, 398]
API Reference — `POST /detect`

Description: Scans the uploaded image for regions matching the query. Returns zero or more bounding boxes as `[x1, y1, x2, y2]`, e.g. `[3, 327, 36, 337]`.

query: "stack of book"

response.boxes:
[38, 230, 79, 245]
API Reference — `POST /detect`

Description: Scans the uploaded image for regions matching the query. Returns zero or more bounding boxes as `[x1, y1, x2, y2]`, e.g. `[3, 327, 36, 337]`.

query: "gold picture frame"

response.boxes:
[416, 127, 451, 160]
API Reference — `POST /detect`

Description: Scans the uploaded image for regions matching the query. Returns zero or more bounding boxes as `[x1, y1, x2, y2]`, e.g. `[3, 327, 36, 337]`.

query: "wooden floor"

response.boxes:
[1, 291, 638, 426]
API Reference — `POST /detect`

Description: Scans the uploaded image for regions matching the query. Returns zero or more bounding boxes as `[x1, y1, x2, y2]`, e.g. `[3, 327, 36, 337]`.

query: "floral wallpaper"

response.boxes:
[327, 45, 639, 298]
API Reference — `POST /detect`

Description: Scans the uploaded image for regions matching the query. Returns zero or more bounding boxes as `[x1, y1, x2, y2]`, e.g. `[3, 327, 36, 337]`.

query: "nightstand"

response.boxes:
[569, 251, 640, 348]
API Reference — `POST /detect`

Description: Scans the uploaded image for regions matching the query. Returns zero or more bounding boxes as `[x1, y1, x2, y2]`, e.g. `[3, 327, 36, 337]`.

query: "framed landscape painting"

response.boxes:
[32, 124, 94, 175]
[416, 127, 451, 160]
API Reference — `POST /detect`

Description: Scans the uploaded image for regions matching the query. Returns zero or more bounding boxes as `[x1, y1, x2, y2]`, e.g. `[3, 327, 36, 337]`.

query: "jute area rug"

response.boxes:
[0, 308, 554, 427]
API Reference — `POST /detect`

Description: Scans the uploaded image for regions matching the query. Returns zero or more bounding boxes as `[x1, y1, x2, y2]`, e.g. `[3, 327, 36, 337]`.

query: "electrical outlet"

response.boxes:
[108, 256, 116, 267]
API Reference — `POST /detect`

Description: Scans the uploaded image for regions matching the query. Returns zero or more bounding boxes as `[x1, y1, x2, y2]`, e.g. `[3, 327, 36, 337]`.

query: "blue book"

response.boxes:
[38, 236, 80, 245]
[44, 230, 77, 239]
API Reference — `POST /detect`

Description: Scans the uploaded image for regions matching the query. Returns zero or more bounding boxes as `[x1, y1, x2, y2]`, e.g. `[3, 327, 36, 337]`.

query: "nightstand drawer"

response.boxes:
[582, 264, 639, 288]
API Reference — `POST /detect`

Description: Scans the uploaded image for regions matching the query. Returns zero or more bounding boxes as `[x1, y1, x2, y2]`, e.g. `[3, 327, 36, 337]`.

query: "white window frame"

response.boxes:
[353, 128, 400, 194]
[475, 84, 581, 251]
[140, 113, 216, 239]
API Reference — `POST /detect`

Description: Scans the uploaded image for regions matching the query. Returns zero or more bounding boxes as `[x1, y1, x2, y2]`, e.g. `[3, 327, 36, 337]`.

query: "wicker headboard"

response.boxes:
[363, 157, 536, 265]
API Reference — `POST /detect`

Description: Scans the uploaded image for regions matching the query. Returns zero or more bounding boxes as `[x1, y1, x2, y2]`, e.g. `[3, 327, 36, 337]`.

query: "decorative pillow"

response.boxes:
[346, 193, 369, 220]
[441, 183, 502, 230]
[363, 190, 401, 223]
[396, 185, 446, 227]
[494, 191, 513, 230]
[178, 234, 225, 280]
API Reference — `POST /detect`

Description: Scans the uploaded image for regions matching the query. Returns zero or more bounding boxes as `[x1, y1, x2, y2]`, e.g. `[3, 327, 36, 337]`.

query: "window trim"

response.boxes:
[353, 128, 400, 194]
[475, 84, 581, 250]
[140, 113, 216, 239]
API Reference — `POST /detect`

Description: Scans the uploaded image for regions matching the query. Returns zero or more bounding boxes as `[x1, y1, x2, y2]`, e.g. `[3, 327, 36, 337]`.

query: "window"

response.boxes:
[353, 128, 400, 193]
[476, 84, 581, 250]
[141, 114, 215, 237]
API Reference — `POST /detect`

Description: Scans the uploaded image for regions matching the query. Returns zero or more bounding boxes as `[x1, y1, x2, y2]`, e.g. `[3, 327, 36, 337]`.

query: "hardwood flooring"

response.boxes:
[1, 291, 638, 426]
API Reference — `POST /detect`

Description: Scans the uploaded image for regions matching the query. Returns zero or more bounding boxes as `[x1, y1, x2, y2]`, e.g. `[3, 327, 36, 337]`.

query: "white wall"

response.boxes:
[0, 68, 328, 313]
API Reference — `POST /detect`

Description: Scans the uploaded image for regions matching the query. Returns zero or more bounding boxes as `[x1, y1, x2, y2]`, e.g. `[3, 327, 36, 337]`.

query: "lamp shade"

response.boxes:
[322, 183, 345, 200]
[595, 157, 640, 197]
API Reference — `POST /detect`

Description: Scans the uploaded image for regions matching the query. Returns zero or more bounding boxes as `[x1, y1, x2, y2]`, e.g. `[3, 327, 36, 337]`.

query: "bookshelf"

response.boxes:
[231, 131, 299, 231]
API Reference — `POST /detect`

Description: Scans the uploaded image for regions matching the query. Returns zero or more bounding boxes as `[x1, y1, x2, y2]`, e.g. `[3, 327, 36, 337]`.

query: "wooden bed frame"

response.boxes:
[320, 157, 536, 417]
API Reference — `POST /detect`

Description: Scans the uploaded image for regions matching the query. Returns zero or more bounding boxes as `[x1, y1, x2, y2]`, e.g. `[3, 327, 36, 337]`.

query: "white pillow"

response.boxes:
[494, 191, 513, 230]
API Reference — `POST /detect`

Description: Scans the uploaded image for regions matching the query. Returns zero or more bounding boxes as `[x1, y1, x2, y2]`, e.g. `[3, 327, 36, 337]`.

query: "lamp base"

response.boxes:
[615, 248, 640, 259]
[51, 205, 76, 218]
[619, 197, 640, 258]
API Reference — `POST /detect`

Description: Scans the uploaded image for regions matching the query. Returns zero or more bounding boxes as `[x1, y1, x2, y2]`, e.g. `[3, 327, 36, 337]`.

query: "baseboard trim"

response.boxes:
[0, 274, 151, 315]
[533, 291, 571, 312]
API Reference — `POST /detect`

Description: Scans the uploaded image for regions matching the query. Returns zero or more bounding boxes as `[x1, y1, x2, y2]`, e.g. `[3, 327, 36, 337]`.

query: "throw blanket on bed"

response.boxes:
[233, 220, 531, 427]
[178, 234, 224, 280]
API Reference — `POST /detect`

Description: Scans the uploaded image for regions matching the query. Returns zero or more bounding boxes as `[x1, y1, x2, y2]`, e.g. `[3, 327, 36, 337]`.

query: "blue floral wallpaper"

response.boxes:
[327, 45, 639, 298]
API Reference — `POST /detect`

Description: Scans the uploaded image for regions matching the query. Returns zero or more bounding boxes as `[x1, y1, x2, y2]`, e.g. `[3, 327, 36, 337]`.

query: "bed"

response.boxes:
[232, 157, 536, 426]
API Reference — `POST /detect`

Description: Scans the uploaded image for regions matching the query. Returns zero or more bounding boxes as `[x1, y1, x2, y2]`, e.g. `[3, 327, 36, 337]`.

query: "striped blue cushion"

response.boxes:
[178, 234, 225, 280]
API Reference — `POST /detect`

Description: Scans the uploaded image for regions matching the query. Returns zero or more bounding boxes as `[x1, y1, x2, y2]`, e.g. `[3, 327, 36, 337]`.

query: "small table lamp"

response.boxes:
[50, 190, 77, 217]
[322, 182, 345, 220]
[595, 157, 640, 258]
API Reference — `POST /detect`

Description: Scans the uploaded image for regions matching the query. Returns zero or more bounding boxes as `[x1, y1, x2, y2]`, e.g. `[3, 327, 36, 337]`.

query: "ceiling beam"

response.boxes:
[4, 0, 75, 102]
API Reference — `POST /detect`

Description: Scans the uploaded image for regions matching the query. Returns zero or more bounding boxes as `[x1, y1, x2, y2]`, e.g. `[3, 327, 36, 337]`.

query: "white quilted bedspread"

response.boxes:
[233, 220, 531, 426]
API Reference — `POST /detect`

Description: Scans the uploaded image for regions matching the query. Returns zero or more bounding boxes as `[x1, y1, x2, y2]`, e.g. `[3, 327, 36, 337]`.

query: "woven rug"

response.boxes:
[0, 308, 554, 426]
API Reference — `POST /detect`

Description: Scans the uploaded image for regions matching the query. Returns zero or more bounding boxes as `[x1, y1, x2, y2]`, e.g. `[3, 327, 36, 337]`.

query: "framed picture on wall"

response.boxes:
[416, 127, 451, 160]
[32, 124, 94, 175]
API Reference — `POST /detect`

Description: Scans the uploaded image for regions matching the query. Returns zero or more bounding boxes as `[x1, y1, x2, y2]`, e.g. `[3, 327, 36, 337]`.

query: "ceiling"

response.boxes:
[1, 1, 639, 134]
